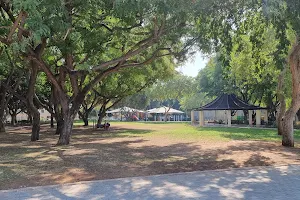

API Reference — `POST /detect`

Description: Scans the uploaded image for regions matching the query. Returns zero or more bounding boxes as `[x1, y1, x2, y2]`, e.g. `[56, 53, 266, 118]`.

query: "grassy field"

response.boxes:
[75, 121, 300, 142]
[1, 122, 300, 190]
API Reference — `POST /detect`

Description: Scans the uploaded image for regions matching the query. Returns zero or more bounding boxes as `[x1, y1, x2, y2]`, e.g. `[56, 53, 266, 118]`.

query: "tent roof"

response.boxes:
[147, 107, 184, 114]
[106, 107, 144, 113]
[195, 94, 266, 111]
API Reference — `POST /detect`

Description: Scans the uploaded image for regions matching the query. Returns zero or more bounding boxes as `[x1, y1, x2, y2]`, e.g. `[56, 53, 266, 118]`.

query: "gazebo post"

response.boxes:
[191, 111, 195, 125]
[256, 110, 261, 127]
[199, 110, 204, 127]
[227, 110, 232, 127]
[248, 110, 253, 126]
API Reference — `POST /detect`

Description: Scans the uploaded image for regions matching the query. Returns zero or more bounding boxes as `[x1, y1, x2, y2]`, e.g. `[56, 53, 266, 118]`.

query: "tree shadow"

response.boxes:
[3, 165, 300, 199]
[1, 125, 300, 191]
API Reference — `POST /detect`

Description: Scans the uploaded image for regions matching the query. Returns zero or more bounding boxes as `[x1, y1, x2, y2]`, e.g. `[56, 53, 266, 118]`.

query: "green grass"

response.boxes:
[196, 127, 300, 142]
[72, 120, 300, 142]
[150, 125, 299, 142]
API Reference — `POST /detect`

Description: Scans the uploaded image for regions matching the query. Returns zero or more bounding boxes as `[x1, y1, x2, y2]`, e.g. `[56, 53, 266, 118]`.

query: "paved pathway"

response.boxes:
[1, 165, 300, 200]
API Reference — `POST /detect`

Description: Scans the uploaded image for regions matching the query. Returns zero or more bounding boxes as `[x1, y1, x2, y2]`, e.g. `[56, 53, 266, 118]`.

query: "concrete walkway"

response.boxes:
[1, 165, 300, 200]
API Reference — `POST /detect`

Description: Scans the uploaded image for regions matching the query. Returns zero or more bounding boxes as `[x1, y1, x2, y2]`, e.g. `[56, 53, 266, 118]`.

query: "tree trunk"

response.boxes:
[282, 111, 294, 147]
[57, 112, 76, 145]
[0, 120, 5, 133]
[97, 109, 107, 125]
[277, 117, 284, 136]
[281, 37, 300, 147]
[11, 114, 17, 126]
[78, 110, 90, 126]
[27, 62, 40, 141]
[31, 112, 40, 141]
[296, 109, 300, 121]
[0, 91, 6, 133]
[83, 116, 89, 126]
[27, 113, 33, 124]
[50, 114, 54, 128]
[55, 118, 64, 135]
[277, 68, 286, 136]
[97, 115, 103, 125]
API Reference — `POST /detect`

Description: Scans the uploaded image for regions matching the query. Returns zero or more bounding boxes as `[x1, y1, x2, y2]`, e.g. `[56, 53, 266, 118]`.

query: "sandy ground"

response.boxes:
[0, 123, 300, 190]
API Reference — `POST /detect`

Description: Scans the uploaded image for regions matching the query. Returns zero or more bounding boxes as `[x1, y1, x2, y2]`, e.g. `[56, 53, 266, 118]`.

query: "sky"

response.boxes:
[176, 51, 209, 77]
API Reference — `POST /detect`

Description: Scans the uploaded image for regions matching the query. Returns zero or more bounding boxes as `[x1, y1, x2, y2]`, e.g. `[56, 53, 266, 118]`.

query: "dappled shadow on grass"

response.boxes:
[70, 128, 154, 144]
[1, 125, 300, 190]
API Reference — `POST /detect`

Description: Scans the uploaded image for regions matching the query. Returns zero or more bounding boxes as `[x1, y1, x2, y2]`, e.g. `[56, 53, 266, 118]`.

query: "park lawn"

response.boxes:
[1, 122, 300, 190]
[75, 121, 300, 142]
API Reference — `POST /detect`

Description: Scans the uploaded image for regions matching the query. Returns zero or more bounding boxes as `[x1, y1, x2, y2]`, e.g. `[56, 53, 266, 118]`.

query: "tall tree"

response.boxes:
[0, 0, 213, 144]
[193, 0, 299, 146]
[0, 48, 23, 132]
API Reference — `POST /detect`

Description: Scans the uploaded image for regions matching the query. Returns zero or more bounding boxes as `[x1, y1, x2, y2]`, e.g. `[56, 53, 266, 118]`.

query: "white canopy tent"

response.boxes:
[106, 107, 144, 114]
[106, 107, 145, 121]
[147, 107, 184, 114]
[147, 107, 184, 121]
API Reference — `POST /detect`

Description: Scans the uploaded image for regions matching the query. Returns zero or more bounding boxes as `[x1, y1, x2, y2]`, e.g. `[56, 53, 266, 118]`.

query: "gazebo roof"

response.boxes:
[195, 94, 266, 111]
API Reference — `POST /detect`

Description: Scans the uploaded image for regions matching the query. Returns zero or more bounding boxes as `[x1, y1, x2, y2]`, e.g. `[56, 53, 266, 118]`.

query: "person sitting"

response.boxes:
[97, 121, 110, 130]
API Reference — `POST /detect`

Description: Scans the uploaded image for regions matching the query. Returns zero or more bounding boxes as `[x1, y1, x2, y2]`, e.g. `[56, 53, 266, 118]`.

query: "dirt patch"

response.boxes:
[0, 123, 300, 190]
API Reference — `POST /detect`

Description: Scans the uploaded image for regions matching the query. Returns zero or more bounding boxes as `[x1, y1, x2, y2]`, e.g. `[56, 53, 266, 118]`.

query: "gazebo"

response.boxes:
[147, 107, 184, 121]
[192, 94, 267, 127]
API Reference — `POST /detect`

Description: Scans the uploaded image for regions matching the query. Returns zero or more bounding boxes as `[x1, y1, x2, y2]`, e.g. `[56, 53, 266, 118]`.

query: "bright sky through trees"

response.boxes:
[177, 52, 209, 77]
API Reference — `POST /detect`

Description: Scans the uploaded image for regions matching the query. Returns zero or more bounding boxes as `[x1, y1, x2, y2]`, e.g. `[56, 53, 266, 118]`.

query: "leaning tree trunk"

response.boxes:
[281, 37, 300, 147]
[97, 110, 106, 125]
[27, 62, 40, 141]
[277, 68, 286, 136]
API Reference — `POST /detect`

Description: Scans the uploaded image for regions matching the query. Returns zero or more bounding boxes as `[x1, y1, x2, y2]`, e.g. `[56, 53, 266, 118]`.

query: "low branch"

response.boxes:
[7, 11, 24, 42]
[92, 35, 156, 71]
[119, 48, 172, 68]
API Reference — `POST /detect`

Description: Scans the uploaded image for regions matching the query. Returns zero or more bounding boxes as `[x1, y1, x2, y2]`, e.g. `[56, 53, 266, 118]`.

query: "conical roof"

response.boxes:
[195, 94, 266, 111]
